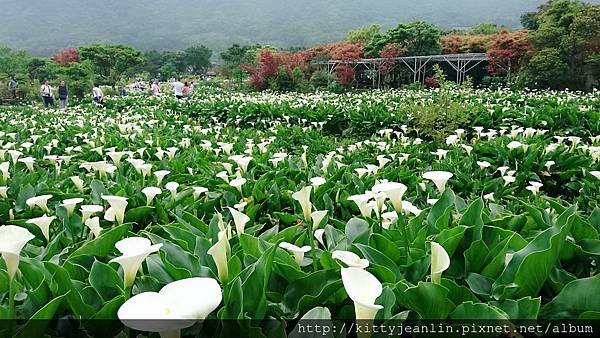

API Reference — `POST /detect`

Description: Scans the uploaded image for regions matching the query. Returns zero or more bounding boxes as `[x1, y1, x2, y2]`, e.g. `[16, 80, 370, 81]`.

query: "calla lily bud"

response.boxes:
[207, 231, 229, 282]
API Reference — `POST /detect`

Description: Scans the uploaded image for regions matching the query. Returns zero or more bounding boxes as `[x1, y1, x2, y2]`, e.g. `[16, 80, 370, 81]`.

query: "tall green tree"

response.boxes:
[523, 0, 600, 89]
[520, 12, 540, 30]
[27, 58, 61, 82]
[470, 23, 502, 35]
[139, 50, 184, 80]
[345, 24, 381, 43]
[79, 44, 144, 85]
[519, 48, 569, 88]
[0, 46, 30, 78]
[364, 21, 442, 57]
[181, 45, 212, 75]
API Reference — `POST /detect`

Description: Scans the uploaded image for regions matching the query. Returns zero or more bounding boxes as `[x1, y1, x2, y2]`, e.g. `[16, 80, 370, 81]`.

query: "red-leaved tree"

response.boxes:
[241, 50, 311, 90]
[441, 35, 492, 54]
[486, 30, 532, 75]
[308, 42, 363, 85]
[378, 43, 407, 76]
[52, 48, 80, 65]
[276, 51, 310, 74]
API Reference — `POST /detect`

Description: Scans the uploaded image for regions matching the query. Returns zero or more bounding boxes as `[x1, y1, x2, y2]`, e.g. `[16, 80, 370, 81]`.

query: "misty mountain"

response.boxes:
[1, 0, 599, 56]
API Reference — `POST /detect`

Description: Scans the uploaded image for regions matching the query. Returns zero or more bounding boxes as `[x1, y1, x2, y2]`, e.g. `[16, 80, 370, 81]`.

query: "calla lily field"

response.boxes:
[0, 85, 599, 337]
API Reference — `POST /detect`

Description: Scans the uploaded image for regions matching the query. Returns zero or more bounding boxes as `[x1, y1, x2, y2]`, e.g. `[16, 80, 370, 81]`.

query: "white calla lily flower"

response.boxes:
[227, 207, 250, 235]
[341, 267, 383, 320]
[229, 155, 252, 173]
[107, 151, 126, 167]
[26, 214, 56, 241]
[154, 170, 171, 186]
[142, 187, 162, 205]
[423, 171, 453, 194]
[347, 193, 374, 218]
[477, 161, 491, 169]
[118, 277, 222, 338]
[314, 229, 326, 247]
[26, 194, 53, 213]
[430, 241, 450, 284]
[70, 176, 85, 192]
[207, 230, 229, 282]
[371, 182, 407, 212]
[526, 181, 543, 195]
[332, 250, 369, 269]
[85, 217, 102, 238]
[192, 186, 209, 199]
[165, 182, 179, 200]
[0, 225, 35, 280]
[80, 204, 104, 223]
[279, 242, 311, 266]
[110, 237, 163, 288]
[292, 186, 313, 221]
[102, 195, 128, 225]
[18, 157, 35, 172]
[0, 162, 10, 182]
[61, 197, 84, 216]
[310, 210, 328, 230]
[229, 177, 246, 194]
[310, 177, 326, 188]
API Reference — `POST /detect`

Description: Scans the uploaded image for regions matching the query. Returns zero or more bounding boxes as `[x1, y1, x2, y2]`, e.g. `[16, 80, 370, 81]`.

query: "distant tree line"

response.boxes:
[1, 0, 597, 100]
[233, 0, 599, 91]
[0, 43, 212, 100]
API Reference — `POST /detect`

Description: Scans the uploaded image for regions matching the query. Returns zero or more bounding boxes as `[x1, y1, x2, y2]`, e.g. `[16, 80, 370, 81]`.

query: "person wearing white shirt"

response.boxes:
[172, 78, 184, 99]
[92, 84, 104, 105]
[40, 80, 54, 107]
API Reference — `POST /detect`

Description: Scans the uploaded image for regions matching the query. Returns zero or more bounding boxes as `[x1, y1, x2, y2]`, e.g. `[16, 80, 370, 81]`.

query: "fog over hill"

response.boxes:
[1, 0, 599, 56]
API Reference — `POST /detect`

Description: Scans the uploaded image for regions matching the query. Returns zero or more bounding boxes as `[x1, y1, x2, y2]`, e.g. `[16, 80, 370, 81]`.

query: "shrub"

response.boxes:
[409, 65, 470, 141]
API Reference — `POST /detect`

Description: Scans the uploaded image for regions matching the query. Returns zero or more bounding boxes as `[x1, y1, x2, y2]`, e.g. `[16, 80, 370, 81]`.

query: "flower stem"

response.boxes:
[8, 278, 15, 319]
[124, 285, 132, 301]
[399, 217, 411, 264]
[307, 221, 318, 271]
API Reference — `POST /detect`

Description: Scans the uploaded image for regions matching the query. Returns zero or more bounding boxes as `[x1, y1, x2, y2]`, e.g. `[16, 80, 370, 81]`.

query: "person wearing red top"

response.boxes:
[182, 82, 190, 97]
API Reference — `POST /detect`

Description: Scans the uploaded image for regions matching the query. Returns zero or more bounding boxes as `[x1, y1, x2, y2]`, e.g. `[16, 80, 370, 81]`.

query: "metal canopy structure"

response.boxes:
[313, 53, 488, 86]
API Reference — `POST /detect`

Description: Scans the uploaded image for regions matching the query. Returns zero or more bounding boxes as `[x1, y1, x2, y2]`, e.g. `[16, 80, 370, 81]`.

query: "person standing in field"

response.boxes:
[58, 80, 68, 109]
[40, 80, 54, 107]
[172, 78, 184, 99]
[151, 80, 160, 96]
[182, 81, 190, 97]
[8, 77, 18, 99]
[92, 84, 104, 105]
